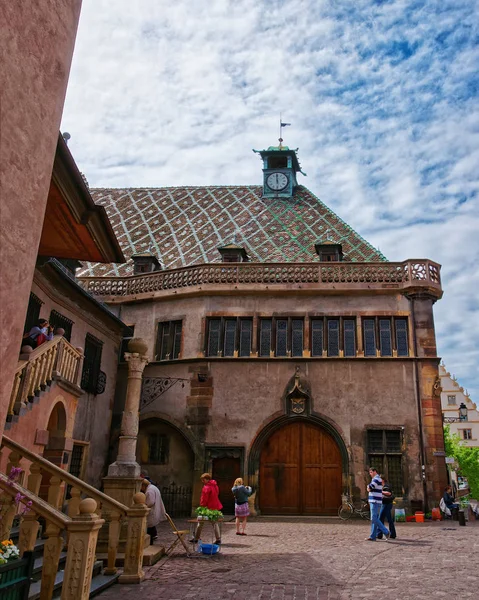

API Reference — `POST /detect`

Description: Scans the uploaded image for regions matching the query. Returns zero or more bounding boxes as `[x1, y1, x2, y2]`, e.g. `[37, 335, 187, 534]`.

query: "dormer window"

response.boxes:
[217, 244, 249, 263]
[131, 253, 162, 275]
[315, 242, 343, 262]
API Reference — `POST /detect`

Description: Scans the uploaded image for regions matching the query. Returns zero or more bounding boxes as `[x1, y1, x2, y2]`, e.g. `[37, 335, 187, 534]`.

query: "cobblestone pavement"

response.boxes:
[98, 517, 479, 600]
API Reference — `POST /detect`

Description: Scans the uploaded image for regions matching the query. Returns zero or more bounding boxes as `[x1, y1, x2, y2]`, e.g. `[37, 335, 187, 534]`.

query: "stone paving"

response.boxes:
[98, 517, 479, 600]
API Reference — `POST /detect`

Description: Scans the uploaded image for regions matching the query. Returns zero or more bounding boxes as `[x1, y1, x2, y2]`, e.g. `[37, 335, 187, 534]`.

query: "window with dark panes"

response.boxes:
[343, 319, 356, 357]
[24, 293, 43, 334]
[367, 429, 403, 494]
[463, 429, 472, 440]
[81, 334, 103, 393]
[327, 320, 339, 356]
[156, 321, 182, 360]
[49, 310, 74, 341]
[207, 319, 221, 357]
[239, 319, 252, 357]
[119, 325, 135, 362]
[395, 319, 409, 356]
[447, 395, 456, 405]
[205, 317, 253, 357]
[291, 319, 304, 357]
[379, 319, 392, 356]
[363, 319, 377, 356]
[223, 319, 237, 357]
[311, 320, 324, 357]
[259, 319, 272, 357]
[148, 434, 169, 464]
[276, 319, 288, 357]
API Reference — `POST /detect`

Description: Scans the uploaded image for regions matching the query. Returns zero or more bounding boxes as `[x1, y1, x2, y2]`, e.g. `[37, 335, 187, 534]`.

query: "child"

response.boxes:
[232, 477, 252, 536]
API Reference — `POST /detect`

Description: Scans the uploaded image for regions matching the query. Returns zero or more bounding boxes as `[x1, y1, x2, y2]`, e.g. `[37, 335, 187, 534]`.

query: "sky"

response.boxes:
[62, 0, 479, 403]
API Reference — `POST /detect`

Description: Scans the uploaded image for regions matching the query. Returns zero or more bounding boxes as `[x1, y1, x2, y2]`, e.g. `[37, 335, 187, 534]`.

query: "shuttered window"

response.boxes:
[49, 310, 74, 342]
[81, 334, 103, 393]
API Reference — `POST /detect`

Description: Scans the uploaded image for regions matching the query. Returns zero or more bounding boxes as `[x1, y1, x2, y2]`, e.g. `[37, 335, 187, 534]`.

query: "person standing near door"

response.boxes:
[232, 478, 252, 536]
[192, 473, 223, 544]
[366, 467, 390, 541]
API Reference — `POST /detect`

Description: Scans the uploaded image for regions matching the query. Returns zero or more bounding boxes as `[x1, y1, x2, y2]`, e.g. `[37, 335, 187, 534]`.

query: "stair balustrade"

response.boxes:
[0, 436, 148, 594]
[7, 335, 84, 420]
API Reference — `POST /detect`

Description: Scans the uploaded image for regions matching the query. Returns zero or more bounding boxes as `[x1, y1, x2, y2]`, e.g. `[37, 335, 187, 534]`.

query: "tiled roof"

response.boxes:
[78, 185, 387, 277]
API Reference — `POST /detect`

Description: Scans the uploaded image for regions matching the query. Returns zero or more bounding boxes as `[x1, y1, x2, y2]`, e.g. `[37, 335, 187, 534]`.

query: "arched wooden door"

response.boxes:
[259, 421, 342, 515]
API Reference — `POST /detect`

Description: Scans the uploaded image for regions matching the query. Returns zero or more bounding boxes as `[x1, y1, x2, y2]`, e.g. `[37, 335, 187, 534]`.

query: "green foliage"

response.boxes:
[444, 426, 479, 499]
[194, 507, 223, 521]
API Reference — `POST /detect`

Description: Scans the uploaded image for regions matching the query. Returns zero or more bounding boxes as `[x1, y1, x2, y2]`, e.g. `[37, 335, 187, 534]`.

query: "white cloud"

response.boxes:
[62, 0, 479, 400]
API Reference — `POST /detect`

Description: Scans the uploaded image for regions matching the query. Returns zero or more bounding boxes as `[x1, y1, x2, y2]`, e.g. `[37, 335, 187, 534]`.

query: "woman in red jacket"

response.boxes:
[192, 473, 223, 544]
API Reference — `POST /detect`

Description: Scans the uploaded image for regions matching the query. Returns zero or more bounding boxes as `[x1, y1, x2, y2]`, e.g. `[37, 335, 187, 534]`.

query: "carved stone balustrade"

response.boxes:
[79, 259, 442, 303]
[0, 436, 148, 585]
[7, 335, 84, 420]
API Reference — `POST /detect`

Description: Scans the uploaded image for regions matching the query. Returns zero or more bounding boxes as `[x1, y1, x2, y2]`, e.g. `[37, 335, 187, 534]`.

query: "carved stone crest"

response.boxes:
[285, 367, 311, 416]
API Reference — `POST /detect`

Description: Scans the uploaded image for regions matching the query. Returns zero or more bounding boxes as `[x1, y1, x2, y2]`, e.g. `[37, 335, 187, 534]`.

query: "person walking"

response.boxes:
[141, 478, 166, 544]
[232, 478, 252, 536]
[377, 476, 397, 540]
[366, 467, 390, 541]
[192, 473, 223, 545]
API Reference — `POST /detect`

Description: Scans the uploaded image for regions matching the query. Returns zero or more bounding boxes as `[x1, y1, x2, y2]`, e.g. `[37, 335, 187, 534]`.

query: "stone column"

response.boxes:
[102, 338, 148, 548]
[107, 338, 149, 481]
[410, 293, 448, 508]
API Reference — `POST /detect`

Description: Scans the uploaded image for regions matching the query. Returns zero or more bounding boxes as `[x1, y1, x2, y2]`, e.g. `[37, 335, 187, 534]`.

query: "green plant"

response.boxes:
[444, 426, 479, 499]
[195, 507, 223, 521]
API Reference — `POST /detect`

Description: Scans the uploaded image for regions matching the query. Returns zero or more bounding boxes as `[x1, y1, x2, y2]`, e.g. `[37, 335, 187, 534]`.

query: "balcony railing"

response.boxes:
[79, 259, 442, 300]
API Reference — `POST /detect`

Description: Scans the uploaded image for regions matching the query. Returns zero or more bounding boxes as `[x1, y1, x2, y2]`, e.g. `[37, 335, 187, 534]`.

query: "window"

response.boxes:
[119, 325, 135, 362]
[258, 318, 304, 357]
[364, 317, 409, 357]
[367, 429, 403, 495]
[147, 434, 169, 464]
[156, 321, 182, 360]
[49, 310, 74, 341]
[206, 318, 253, 357]
[24, 293, 43, 334]
[311, 317, 356, 357]
[81, 334, 103, 393]
[447, 395, 456, 405]
[463, 429, 472, 440]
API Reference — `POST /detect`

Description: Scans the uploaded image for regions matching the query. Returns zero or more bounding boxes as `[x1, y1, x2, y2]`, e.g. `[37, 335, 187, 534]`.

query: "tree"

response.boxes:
[443, 425, 479, 499]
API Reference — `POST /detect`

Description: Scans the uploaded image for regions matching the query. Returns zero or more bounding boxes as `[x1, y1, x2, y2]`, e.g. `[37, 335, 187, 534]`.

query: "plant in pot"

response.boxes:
[195, 507, 223, 522]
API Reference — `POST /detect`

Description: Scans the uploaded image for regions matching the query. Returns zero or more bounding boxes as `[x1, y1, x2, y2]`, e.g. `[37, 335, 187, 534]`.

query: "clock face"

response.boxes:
[266, 172, 289, 191]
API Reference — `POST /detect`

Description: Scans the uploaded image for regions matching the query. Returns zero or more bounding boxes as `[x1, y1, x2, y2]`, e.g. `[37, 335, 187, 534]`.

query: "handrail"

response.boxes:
[78, 258, 442, 300]
[1, 436, 129, 516]
[8, 335, 84, 419]
[0, 473, 70, 530]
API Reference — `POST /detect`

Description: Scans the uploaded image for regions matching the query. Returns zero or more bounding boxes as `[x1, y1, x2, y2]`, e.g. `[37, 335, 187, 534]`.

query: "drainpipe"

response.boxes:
[409, 296, 429, 512]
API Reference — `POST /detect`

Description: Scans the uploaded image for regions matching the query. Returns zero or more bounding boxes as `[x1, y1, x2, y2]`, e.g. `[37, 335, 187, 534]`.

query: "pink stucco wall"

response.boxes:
[0, 2, 82, 440]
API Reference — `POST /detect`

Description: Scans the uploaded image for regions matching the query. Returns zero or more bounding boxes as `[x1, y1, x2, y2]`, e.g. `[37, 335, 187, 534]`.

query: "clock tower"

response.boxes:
[253, 142, 306, 198]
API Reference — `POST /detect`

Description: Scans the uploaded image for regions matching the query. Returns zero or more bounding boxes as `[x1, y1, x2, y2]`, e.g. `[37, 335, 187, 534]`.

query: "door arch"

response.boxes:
[259, 420, 342, 515]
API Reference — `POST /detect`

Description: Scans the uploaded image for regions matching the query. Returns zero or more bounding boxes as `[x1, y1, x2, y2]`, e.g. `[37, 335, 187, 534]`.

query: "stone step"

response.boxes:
[29, 560, 108, 600]
[96, 542, 165, 567]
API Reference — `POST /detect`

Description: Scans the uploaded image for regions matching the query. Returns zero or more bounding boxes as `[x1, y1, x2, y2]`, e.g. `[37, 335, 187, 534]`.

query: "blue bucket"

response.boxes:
[200, 543, 219, 555]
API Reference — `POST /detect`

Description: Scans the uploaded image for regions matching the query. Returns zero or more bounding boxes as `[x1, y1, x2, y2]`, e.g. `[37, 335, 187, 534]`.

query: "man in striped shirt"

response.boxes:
[366, 467, 390, 541]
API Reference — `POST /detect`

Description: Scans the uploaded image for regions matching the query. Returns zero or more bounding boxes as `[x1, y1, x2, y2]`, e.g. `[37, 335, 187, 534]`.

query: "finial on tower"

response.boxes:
[279, 114, 291, 148]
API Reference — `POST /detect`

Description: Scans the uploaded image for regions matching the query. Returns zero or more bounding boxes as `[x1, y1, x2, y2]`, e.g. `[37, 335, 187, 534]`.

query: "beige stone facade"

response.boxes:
[440, 363, 479, 447]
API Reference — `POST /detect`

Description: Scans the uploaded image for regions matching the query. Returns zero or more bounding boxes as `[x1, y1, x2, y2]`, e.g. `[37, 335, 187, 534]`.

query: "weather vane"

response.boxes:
[279, 114, 291, 148]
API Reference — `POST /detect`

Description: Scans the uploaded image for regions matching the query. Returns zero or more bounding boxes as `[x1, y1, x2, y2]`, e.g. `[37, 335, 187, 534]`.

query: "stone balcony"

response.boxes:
[78, 259, 442, 303]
